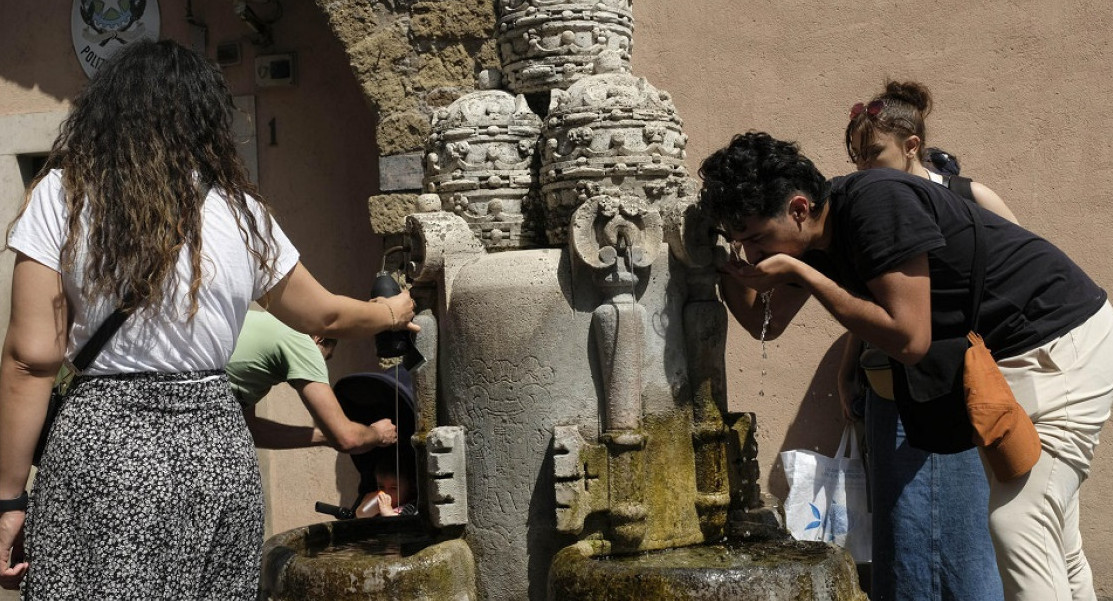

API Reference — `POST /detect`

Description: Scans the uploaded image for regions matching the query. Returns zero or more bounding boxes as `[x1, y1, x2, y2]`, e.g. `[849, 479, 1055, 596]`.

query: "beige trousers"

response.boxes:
[988, 301, 1113, 601]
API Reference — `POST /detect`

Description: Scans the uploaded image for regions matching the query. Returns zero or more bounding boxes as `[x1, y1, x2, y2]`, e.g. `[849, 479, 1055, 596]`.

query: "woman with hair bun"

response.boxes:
[845, 81, 1016, 222]
[839, 80, 1012, 601]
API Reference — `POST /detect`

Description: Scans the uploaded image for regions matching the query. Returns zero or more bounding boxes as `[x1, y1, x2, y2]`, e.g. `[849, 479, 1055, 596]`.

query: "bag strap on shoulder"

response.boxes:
[961, 199, 987, 333]
[944, 175, 976, 203]
[70, 181, 210, 373]
[69, 180, 212, 373]
[71, 305, 131, 372]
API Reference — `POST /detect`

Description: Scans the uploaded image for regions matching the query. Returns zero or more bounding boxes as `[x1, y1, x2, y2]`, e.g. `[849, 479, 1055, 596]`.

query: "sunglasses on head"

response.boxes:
[849, 100, 884, 120]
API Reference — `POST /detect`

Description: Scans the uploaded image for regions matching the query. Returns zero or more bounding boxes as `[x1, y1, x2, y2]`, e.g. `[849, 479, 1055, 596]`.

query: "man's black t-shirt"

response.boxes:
[809, 169, 1106, 359]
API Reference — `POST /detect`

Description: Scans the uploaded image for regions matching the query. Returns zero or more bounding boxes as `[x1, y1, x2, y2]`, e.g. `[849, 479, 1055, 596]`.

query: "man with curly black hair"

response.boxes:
[698, 131, 1112, 601]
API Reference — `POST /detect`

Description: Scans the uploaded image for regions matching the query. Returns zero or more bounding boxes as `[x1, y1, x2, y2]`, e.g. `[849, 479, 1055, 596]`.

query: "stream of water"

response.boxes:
[757, 290, 773, 397]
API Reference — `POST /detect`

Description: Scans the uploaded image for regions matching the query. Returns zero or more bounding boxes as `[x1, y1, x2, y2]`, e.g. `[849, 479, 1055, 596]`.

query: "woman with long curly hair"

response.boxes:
[0, 39, 417, 599]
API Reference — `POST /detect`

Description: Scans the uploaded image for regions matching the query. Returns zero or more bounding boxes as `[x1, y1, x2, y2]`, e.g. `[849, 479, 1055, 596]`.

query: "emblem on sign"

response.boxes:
[71, 0, 161, 78]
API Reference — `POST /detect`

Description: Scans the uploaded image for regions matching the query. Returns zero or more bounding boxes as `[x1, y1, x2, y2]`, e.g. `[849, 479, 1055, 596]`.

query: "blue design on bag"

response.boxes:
[827, 504, 849, 541]
[805, 503, 822, 531]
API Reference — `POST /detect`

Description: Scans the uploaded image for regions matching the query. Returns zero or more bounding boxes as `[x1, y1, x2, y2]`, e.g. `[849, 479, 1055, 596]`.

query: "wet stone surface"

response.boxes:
[549, 540, 868, 601]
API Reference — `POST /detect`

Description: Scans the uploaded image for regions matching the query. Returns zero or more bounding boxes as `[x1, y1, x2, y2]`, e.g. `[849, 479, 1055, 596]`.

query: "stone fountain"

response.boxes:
[261, 2, 866, 600]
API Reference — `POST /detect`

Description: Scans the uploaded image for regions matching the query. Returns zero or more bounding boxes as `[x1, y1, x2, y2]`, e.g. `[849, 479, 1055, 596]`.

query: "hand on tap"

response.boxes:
[369, 418, 398, 448]
[373, 290, 420, 333]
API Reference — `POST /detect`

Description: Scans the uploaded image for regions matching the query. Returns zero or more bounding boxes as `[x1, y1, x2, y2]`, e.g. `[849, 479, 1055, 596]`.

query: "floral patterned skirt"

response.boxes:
[23, 371, 263, 600]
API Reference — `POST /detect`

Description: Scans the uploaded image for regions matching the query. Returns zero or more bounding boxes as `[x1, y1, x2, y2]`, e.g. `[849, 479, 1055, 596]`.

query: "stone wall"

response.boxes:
[311, 0, 499, 235]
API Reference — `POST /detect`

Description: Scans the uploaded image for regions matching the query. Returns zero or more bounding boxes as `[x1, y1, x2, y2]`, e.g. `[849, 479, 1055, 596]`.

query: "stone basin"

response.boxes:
[260, 516, 476, 601]
[548, 539, 867, 601]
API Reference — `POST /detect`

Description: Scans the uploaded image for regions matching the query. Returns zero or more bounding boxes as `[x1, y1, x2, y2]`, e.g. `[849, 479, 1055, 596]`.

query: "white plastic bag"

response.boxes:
[780, 424, 871, 563]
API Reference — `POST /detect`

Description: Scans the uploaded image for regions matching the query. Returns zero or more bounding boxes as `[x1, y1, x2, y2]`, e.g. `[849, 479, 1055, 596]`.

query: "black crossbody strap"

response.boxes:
[960, 200, 988, 334]
[71, 306, 131, 372]
[944, 175, 976, 203]
[68, 182, 210, 373]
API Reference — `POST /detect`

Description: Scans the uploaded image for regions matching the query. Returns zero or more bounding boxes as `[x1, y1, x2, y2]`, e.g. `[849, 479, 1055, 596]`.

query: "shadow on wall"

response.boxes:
[0, 8, 87, 105]
[766, 334, 850, 502]
[333, 452, 362, 510]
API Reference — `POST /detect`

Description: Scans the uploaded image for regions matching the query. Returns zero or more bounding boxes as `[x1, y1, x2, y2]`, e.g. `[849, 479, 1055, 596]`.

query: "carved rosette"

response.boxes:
[541, 72, 689, 245]
[570, 191, 662, 272]
[496, 0, 633, 95]
[424, 88, 543, 251]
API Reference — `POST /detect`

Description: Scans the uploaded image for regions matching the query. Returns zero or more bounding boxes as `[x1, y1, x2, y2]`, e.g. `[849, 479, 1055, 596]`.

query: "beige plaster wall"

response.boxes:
[0, 0, 384, 549]
[3, 0, 1112, 596]
[631, 0, 1113, 593]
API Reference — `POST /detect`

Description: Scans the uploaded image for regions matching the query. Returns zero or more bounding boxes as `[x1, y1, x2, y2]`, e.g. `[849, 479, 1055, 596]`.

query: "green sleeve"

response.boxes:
[275, 323, 330, 385]
[226, 311, 329, 405]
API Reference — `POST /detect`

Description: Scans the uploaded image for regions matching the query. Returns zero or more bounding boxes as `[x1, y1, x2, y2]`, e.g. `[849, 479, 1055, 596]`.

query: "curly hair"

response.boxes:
[698, 131, 828, 228]
[845, 80, 933, 165]
[11, 39, 280, 319]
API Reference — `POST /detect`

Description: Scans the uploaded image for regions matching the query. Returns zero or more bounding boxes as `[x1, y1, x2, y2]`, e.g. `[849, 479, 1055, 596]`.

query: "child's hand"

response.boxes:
[377, 491, 397, 517]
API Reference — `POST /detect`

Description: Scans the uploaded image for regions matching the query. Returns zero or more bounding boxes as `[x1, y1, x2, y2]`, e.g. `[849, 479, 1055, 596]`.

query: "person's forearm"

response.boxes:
[274, 294, 394, 340]
[309, 295, 395, 339]
[296, 381, 393, 454]
[0, 361, 54, 498]
[719, 276, 765, 337]
[797, 265, 927, 364]
[315, 418, 381, 454]
[837, 333, 862, 386]
[720, 276, 811, 341]
[244, 414, 326, 450]
[262, 263, 412, 339]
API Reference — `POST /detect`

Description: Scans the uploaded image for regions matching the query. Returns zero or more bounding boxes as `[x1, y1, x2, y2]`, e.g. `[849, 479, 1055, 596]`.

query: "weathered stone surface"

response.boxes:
[312, 0, 380, 48]
[549, 540, 868, 601]
[349, 25, 418, 111]
[315, 1, 494, 162]
[368, 192, 419, 235]
[378, 110, 430, 155]
[261, 521, 477, 601]
[425, 86, 469, 108]
[417, 44, 483, 94]
[475, 39, 499, 71]
[411, 0, 494, 39]
[541, 65, 689, 244]
[379, 152, 425, 191]
[427, 426, 469, 527]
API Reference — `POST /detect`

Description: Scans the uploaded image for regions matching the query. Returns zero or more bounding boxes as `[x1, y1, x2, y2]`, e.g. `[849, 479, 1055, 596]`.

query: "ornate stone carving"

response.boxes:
[496, 0, 633, 95]
[405, 212, 486, 288]
[424, 73, 543, 251]
[552, 425, 607, 535]
[660, 178, 717, 269]
[427, 426, 469, 528]
[570, 190, 663, 271]
[541, 67, 689, 245]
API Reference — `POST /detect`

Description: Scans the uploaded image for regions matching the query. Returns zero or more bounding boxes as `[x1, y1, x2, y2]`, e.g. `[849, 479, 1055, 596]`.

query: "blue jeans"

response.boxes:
[864, 391, 1003, 601]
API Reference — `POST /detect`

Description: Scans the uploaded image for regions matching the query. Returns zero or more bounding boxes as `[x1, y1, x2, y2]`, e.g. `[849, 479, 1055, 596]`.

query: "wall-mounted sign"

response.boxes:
[71, 0, 161, 79]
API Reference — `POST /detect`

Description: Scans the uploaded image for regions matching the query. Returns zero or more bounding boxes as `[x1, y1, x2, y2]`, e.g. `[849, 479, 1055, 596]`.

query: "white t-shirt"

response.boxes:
[8, 170, 300, 375]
